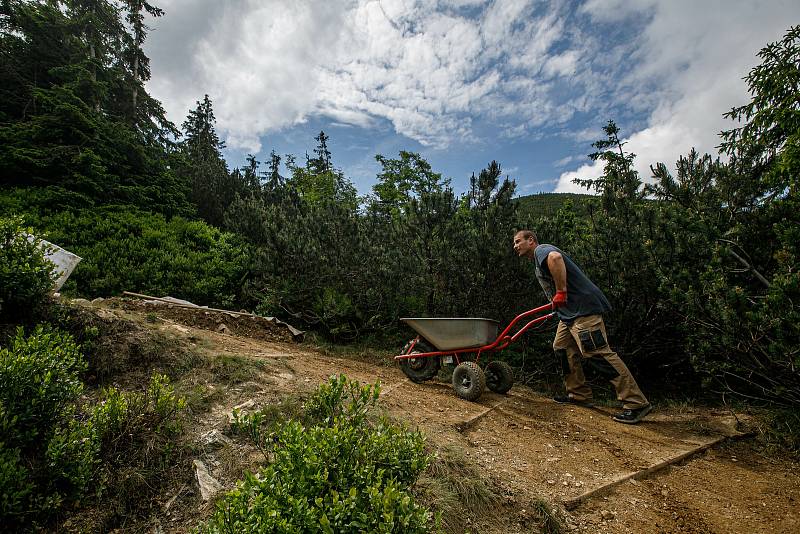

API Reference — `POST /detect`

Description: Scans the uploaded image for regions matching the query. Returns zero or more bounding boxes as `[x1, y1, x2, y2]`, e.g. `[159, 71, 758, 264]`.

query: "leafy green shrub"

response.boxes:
[0, 325, 85, 449]
[0, 216, 56, 321]
[205, 375, 434, 533]
[0, 444, 33, 520]
[303, 373, 379, 427]
[0, 325, 187, 529]
[9, 204, 249, 308]
[0, 325, 91, 525]
[92, 374, 186, 464]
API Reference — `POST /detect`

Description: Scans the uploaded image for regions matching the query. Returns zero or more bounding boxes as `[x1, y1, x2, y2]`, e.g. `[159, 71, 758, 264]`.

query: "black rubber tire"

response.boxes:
[452, 361, 485, 401]
[399, 340, 441, 383]
[485, 360, 514, 394]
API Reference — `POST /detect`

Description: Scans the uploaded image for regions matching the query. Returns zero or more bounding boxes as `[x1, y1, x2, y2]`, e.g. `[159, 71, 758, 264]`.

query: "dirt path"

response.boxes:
[111, 303, 800, 533]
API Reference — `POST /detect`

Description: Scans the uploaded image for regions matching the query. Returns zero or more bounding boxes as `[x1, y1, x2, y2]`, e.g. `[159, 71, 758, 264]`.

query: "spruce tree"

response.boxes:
[179, 95, 230, 225]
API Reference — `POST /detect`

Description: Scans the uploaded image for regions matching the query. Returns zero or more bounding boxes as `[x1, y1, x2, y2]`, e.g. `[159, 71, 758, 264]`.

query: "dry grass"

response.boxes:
[414, 444, 502, 533]
[531, 498, 567, 534]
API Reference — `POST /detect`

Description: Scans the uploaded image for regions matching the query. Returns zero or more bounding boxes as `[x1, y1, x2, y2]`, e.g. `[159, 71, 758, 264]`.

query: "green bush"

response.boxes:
[89, 374, 186, 467]
[0, 326, 186, 529]
[0, 325, 85, 449]
[0, 216, 56, 321]
[205, 375, 434, 533]
[0, 325, 90, 525]
[9, 203, 250, 308]
[0, 444, 33, 521]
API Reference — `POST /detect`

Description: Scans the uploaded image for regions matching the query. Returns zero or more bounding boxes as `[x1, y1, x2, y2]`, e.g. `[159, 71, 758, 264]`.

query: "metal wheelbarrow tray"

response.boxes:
[395, 302, 556, 401]
[399, 318, 500, 351]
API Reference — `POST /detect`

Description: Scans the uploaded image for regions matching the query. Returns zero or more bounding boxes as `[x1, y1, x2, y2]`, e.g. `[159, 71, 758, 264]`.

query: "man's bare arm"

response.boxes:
[547, 251, 567, 291]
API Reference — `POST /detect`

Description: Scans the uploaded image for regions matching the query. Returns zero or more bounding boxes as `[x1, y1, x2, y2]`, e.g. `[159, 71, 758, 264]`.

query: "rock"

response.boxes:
[95, 309, 116, 320]
[71, 298, 91, 306]
[228, 399, 256, 422]
[193, 460, 223, 501]
[169, 324, 190, 334]
[200, 429, 231, 450]
[91, 297, 104, 305]
[600, 509, 615, 520]
[216, 323, 229, 334]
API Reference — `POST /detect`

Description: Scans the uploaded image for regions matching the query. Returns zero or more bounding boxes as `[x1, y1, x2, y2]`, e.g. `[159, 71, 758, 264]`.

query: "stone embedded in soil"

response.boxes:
[193, 460, 223, 501]
[200, 429, 231, 450]
[227, 399, 256, 422]
[600, 510, 615, 520]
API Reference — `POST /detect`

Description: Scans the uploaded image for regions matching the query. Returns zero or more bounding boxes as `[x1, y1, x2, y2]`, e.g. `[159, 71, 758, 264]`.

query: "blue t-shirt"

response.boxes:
[533, 244, 611, 323]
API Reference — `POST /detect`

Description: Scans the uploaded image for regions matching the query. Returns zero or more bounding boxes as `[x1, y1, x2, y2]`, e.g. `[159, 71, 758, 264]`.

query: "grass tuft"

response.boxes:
[414, 444, 501, 533]
[531, 498, 566, 534]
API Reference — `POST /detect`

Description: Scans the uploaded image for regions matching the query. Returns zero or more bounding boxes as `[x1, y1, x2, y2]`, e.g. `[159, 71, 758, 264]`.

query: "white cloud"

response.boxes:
[144, 0, 800, 185]
[556, 0, 800, 192]
[553, 154, 580, 167]
[145, 0, 584, 151]
[578, 0, 655, 22]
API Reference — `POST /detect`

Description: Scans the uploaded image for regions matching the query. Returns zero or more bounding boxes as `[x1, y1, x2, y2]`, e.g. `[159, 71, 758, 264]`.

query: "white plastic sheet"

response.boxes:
[23, 234, 82, 291]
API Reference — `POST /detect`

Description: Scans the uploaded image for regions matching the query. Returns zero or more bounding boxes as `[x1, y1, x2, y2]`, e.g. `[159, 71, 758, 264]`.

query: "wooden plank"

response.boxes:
[455, 398, 508, 432]
[562, 434, 738, 510]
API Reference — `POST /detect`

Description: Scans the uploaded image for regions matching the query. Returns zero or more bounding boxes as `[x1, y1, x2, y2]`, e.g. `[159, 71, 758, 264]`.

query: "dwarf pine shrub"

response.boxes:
[0, 326, 186, 529]
[0, 216, 56, 321]
[204, 375, 434, 533]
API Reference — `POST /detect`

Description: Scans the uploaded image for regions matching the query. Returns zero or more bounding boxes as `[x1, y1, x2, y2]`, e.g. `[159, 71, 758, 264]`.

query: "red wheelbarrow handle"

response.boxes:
[395, 302, 556, 361]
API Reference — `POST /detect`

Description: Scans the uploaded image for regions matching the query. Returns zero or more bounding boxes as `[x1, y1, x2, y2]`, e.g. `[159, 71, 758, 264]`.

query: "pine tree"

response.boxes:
[179, 95, 231, 225]
[122, 0, 163, 117]
[0, 0, 188, 214]
[309, 130, 332, 174]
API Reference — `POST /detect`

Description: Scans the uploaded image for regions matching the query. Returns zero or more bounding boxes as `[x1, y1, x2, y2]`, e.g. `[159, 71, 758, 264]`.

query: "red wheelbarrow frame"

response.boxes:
[395, 302, 556, 365]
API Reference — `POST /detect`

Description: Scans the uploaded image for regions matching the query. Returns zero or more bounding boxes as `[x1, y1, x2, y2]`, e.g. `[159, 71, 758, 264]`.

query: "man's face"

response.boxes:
[513, 233, 536, 258]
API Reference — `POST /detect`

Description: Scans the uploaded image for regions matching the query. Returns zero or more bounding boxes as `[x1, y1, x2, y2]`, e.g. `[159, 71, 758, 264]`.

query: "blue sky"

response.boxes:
[143, 0, 800, 197]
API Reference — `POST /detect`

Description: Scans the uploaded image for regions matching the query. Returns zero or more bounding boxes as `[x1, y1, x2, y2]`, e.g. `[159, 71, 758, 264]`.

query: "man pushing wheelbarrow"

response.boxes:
[395, 229, 651, 425]
[513, 229, 651, 424]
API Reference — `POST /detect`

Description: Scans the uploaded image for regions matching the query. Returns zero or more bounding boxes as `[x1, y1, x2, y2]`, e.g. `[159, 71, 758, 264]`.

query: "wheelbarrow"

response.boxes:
[395, 302, 556, 401]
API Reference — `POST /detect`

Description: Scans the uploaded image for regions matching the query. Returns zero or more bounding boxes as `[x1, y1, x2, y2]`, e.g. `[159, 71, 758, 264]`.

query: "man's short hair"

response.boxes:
[515, 229, 537, 242]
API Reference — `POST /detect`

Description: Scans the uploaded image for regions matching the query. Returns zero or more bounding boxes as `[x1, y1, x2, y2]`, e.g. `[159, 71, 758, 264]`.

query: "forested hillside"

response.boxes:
[1, 1, 799, 530]
[515, 192, 593, 218]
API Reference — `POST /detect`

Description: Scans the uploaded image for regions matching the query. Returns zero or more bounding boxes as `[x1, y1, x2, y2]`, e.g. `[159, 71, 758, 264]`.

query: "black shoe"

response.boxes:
[613, 404, 652, 424]
[553, 394, 594, 408]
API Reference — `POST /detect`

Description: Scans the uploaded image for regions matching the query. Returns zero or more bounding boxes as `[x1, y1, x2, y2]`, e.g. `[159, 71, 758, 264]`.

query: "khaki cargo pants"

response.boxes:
[553, 314, 648, 409]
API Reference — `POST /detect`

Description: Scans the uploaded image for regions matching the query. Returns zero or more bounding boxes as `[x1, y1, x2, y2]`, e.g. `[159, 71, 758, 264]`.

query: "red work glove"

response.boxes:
[552, 290, 568, 308]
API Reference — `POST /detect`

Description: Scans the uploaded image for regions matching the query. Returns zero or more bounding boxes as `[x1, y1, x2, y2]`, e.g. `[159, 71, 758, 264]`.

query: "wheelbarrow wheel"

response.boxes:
[485, 361, 514, 394]
[399, 340, 441, 383]
[452, 361, 485, 401]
